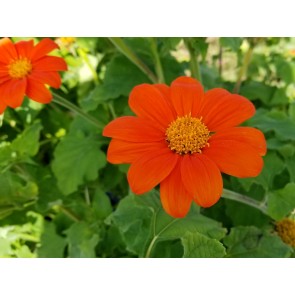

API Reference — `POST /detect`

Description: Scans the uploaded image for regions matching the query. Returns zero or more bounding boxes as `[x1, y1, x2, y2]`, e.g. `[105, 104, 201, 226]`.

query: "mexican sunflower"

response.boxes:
[103, 76, 266, 218]
[0, 37, 67, 114]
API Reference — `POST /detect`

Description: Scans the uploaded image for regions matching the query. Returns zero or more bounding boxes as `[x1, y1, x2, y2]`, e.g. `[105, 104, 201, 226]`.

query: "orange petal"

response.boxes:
[200, 88, 255, 131]
[0, 99, 7, 114]
[15, 40, 34, 59]
[0, 38, 18, 64]
[103, 116, 165, 142]
[0, 79, 26, 108]
[210, 127, 266, 156]
[0, 65, 9, 75]
[154, 83, 170, 99]
[31, 38, 59, 61]
[26, 78, 52, 103]
[127, 147, 178, 194]
[129, 84, 176, 130]
[160, 159, 193, 218]
[33, 56, 67, 72]
[29, 71, 61, 88]
[203, 138, 264, 178]
[107, 139, 168, 164]
[181, 154, 223, 207]
[0, 75, 10, 84]
[170, 76, 204, 117]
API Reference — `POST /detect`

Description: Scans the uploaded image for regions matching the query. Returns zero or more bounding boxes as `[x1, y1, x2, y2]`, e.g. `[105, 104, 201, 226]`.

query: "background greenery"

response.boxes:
[0, 37, 295, 258]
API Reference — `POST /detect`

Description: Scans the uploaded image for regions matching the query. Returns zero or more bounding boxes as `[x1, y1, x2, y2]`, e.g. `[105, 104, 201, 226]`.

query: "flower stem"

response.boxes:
[233, 45, 254, 94]
[222, 188, 267, 214]
[184, 38, 202, 83]
[109, 37, 158, 83]
[145, 236, 158, 258]
[59, 206, 80, 222]
[52, 92, 104, 130]
[149, 37, 165, 83]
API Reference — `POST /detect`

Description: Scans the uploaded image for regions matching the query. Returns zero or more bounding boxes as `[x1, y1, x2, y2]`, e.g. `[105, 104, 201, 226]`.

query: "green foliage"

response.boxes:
[37, 221, 67, 258]
[220, 37, 243, 52]
[267, 183, 295, 220]
[65, 221, 100, 258]
[52, 118, 106, 195]
[1, 37, 295, 258]
[106, 191, 226, 258]
[223, 226, 293, 258]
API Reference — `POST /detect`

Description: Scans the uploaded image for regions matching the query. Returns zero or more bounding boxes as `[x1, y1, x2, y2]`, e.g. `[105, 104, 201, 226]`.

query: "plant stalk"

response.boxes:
[109, 37, 158, 83]
[233, 45, 254, 93]
[52, 93, 104, 130]
[184, 38, 202, 82]
[149, 37, 165, 83]
[222, 188, 267, 214]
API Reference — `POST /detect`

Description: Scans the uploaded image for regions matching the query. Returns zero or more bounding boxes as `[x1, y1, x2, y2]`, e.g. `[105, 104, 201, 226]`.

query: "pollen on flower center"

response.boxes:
[8, 58, 32, 79]
[276, 218, 295, 247]
[165, 114, 210, 155]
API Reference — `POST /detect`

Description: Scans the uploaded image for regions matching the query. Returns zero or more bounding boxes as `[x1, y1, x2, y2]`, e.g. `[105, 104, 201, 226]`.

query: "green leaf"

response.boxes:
[286, 155, 295, 182]
[0, 171, 38, 219]
[65, 221, 100, 258]
[225, 198, 270, 227]
[38, 221, 67, 258]
[189, 37, 209, 61]
[106, 190, 226, 257]
[270, 87, 289, 106]
[182, 232, 226, 258]
[240, 81, 275, 104]
[220, 37, 243, 51]
[223, 226, 292, 258]
[92, 188, 113, 219]
[249, 109, 295, 141]
[52, 131, 106, 195]
[81, 55, 150, 111]
[275, 58, 295, 84]
[161, 56, 186, 84]
[267, 183, 295, 220]
[11, 121, 43, 157]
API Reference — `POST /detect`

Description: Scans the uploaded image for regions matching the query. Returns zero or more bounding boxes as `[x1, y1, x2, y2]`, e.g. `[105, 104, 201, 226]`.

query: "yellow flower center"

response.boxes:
[276, 218, 295, 247]
[8, 58, 32, 79]
[165, 114, 210, 155]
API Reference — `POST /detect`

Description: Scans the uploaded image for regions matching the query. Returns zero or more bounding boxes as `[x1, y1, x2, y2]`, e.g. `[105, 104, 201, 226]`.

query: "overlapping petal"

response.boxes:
[209, 127, 266, 156]
[160, 160, 193, 218]
[0, 38, 18, 63]
[33, 56, 67, 72]
[15, 40, 34, 59]
[203, 137, 264, 178]
[103, 116, 165, 142]
[129, 84, 176, 130]
[170, 76, 204, 117]
[107, 139, 168, 164]
[26, 78, 52, 103]
[31, 38, 59, 61]
[200, 88, 255, 131]
[127, 147, 178, 194]
[29, 71, 61, 88]
[181, 154, 223, 207]
[0, 79, 26, 108]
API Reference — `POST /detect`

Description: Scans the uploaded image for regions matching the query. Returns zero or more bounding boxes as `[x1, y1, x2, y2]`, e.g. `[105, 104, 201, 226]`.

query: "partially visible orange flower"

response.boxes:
[276, 218, 295, 247]
[0, 38, 67, 114]
[103, 76, 267, 218]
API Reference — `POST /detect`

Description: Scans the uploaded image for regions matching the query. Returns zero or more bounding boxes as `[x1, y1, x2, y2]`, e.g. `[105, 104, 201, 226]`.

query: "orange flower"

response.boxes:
[103, 77, 266, 218]
[0, 38, 67, 114]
